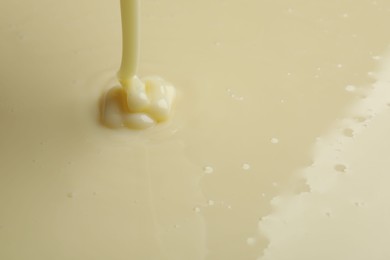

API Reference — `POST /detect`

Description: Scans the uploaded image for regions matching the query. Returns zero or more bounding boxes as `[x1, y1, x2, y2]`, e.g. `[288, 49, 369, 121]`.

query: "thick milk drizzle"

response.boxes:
[118, 0, 139, 82]
[102, 0, 176, 130]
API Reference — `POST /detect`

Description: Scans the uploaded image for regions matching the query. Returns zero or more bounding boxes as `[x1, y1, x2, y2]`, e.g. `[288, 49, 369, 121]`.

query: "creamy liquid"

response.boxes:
[102, 0, 176, 129]
[259, 54, 390, 259]
[118, 0, 139, 82]
[1, 1, 390, 260]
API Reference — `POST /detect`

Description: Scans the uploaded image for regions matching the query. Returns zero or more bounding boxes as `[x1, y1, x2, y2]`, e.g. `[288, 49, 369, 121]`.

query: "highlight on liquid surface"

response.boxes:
[102, 0, 176, 130]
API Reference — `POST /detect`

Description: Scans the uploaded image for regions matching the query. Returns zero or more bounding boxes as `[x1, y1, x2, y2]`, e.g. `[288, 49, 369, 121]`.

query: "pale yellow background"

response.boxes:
[1, 1, 390, 259]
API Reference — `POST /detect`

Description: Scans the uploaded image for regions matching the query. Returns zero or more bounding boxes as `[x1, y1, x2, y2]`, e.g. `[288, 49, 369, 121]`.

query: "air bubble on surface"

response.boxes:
[203, 166, 214, 174]
[334, 164, 347, 173]
[227, 89, 244, 101]
[345, 85, 356, 92]
[343, 128, 354, 137]
[242, 163, 251, 170]
[324, 211, 332, 218]
[354, 201, 365, 207]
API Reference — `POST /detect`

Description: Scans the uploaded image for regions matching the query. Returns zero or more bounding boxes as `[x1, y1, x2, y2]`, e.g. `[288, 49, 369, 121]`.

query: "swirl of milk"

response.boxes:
[102, 76, 176, 129]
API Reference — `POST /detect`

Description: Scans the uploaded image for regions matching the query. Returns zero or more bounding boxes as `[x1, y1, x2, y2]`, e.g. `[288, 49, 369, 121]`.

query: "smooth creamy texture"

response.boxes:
[118, 0, 139, 81]
[1, 1, 390, 260]
[102, 0, 176, 129]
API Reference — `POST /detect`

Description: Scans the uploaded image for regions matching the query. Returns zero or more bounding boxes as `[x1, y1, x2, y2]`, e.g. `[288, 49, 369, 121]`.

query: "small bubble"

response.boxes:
[372, 56, 382, 61]
[272, 182, 278, 187]
[194, 207, 201, 213]
[227, 205, 232, 210]
[227, 89, 244, 101]
[174, 224, 180, 229]
[247, 237, 257, 246]
[261, 193, 266, 197]
[67, 193, 74, 198]
[214, 41, 221, 47]
[336, 64, 343, 68]
[271, 138, 279, 144]
[345, 85, 356, 92]
[203, 166, 214, 174]
[354, 201, 365, 207]
[341, 13, 349, 18]
[343, 128, 354, 137]
[242, 163, 251, 170]
[287, 72, 292, 76]
[208, 200, 215, 206]
[325, 211, 332, 218]
[334, 164, 347, 173]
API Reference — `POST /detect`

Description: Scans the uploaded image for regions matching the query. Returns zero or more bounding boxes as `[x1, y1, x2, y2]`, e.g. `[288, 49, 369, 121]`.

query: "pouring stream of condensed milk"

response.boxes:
[101, 0, 176, 129]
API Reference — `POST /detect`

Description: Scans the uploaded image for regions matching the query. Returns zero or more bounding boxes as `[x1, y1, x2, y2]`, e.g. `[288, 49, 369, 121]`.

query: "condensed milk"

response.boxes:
[1, 1, 390, 259]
